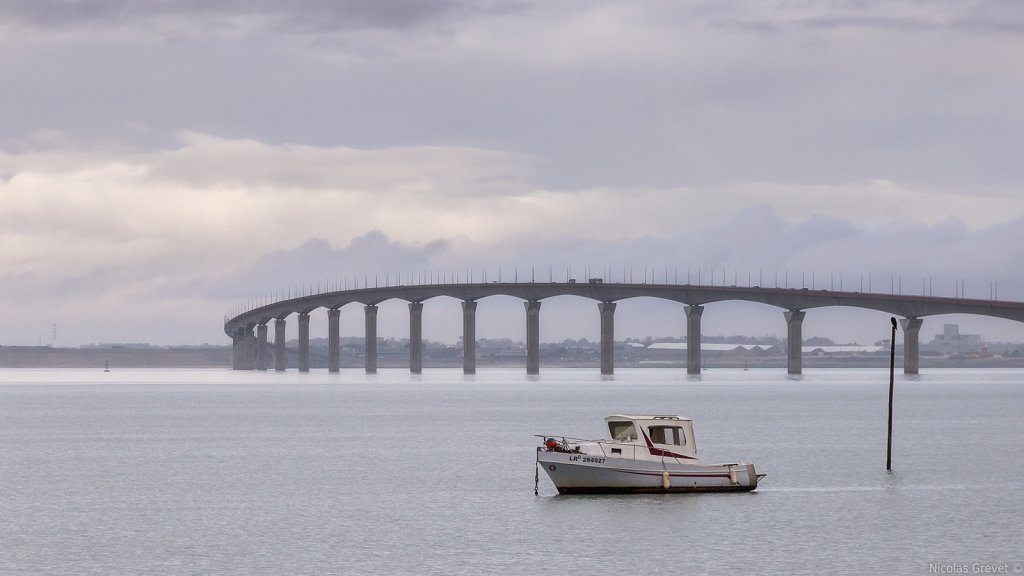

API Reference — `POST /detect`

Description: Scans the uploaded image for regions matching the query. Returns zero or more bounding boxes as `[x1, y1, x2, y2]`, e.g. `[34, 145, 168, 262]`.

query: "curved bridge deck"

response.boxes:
[224, 281, 1024, 374]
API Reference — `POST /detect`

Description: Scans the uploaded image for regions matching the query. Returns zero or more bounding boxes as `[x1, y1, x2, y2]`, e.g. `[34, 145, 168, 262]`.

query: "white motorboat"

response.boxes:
[536, 414, 763, 494]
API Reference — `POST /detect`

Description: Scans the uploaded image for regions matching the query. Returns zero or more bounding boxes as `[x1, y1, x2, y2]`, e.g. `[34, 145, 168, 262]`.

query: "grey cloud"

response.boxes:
[947, 0, 1024, 34]
[710, 14, 939, 34]
[0, 257, 203, 307]
[1, 229, 451, 302]
[444, 206, 1023, 300]
[0, 0, 520, 33]
[707, 0, 1024, 35]
[3, 1, 1021, 192]
[953, 15, 1024, 34]
[268, 0, 525, 34]
[784, 216, 860, 255]
[208, 232, 452, 299]
[798, 15, 940, 31]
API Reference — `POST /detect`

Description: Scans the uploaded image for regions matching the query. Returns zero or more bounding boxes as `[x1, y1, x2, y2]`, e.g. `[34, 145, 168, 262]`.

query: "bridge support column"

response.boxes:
[233, 327, 256, 370]
[298, 312, 310, 372]
[365, 305, 378, 373]
[900, 317, 923, 374]
[232, 328, 243, 369]
[247, 330, 258, 369]
[462, 301, 477, 374]
[328, 309, 341, 373]
[256, 324, 268, 370]
[785, 310, 806, 375]
[599, 302, 616, 374]
[274, 318, 287, 371]
[409, 302, 423, 374]
[685, 305, 704, 374]
[244, 328, 257, 370]
[525, 300, 542, 374]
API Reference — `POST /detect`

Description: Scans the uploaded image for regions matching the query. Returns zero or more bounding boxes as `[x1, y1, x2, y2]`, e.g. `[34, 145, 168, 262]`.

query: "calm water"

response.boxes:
[1, 368, 1021, 575]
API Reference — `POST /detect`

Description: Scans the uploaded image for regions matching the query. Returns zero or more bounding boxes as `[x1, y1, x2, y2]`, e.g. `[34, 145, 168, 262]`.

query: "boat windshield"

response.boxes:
[608, 421, 637, 441]
[648, 425, 686, 446]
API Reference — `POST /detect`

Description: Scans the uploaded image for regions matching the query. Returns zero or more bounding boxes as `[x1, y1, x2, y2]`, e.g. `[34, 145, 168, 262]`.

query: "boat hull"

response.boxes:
[538, 450, 759, 494]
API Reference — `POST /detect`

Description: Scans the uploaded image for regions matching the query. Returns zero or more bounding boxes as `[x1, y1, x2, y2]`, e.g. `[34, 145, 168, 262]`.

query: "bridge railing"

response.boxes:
[226, 267, 1011, 321]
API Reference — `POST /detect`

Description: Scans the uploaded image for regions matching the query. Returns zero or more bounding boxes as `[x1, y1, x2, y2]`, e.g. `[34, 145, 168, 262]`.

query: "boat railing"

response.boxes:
[535, 434, 593, 453]
[602, 440, 644, 460]
[535, 435, 644, 460]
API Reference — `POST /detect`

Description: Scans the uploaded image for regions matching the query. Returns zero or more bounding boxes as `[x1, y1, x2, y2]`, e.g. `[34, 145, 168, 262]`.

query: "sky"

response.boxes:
[1, 0, 1023, 348]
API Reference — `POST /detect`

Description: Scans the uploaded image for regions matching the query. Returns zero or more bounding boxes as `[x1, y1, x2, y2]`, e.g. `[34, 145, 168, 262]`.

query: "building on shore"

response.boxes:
[922, 323, 986, 357]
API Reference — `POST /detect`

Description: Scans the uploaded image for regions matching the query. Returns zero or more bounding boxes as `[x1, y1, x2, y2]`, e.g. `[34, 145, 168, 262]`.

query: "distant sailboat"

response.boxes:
[104, 361, 110, 373]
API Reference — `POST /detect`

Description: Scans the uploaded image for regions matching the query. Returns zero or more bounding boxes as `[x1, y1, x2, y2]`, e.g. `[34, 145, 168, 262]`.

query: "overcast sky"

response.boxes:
[2, 0, 1023, 347]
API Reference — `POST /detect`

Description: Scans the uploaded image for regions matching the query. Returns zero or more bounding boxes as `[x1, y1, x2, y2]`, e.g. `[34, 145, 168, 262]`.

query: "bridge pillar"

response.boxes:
[256, 323, 268, 370]
[233, 327, 256, 370]
[462, 301, 477, 374]
[274, 318, 287, 371]
[785, 310, 806, 374]
[525, 300, 542, 374]
[365, 304, 378, 373]
[244, 328, 258, 370]
[232, 328, 243, 369]
[298, 312, 310, 372]
[410, 302, 423, 374]
[685, 305, 704, 374]
[328, 309, 341, 373]
[247, 330, 259, 369]
[900, 317, 924, 374]
[599, 302, 616, 374]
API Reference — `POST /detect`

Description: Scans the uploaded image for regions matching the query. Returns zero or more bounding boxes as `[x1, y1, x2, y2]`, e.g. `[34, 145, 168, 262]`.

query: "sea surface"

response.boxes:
[1, 367, 1021, 575]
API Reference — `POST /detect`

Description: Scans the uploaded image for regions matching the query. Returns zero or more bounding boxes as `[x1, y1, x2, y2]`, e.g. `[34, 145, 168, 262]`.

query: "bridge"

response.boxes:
[224, 280, 1024, 375]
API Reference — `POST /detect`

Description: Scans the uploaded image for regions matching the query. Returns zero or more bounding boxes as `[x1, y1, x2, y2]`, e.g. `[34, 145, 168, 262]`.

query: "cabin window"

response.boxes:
[608, 421, 637, 441]
[648, 426, 686, 446]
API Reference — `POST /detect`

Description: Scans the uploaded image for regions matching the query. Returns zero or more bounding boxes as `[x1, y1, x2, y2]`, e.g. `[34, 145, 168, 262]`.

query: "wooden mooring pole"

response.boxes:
[887, 317, 898, 471]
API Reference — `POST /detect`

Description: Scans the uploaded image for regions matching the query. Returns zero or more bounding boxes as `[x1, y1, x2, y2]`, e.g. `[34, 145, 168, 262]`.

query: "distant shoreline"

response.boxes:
[3, 345, 1024, 370]
[0, 346, 232, 369]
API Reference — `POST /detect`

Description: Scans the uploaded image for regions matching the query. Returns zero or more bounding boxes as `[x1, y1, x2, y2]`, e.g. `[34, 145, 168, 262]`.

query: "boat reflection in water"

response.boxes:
[537, 414, 763, 494]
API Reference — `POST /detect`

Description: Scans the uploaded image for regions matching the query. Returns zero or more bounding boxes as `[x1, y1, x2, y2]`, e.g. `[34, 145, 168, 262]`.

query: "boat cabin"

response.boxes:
[603, 414, 698, 460]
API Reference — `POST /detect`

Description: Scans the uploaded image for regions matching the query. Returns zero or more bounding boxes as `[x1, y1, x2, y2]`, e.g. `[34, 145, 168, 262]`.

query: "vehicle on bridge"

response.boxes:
[536, 414, 762, 494]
